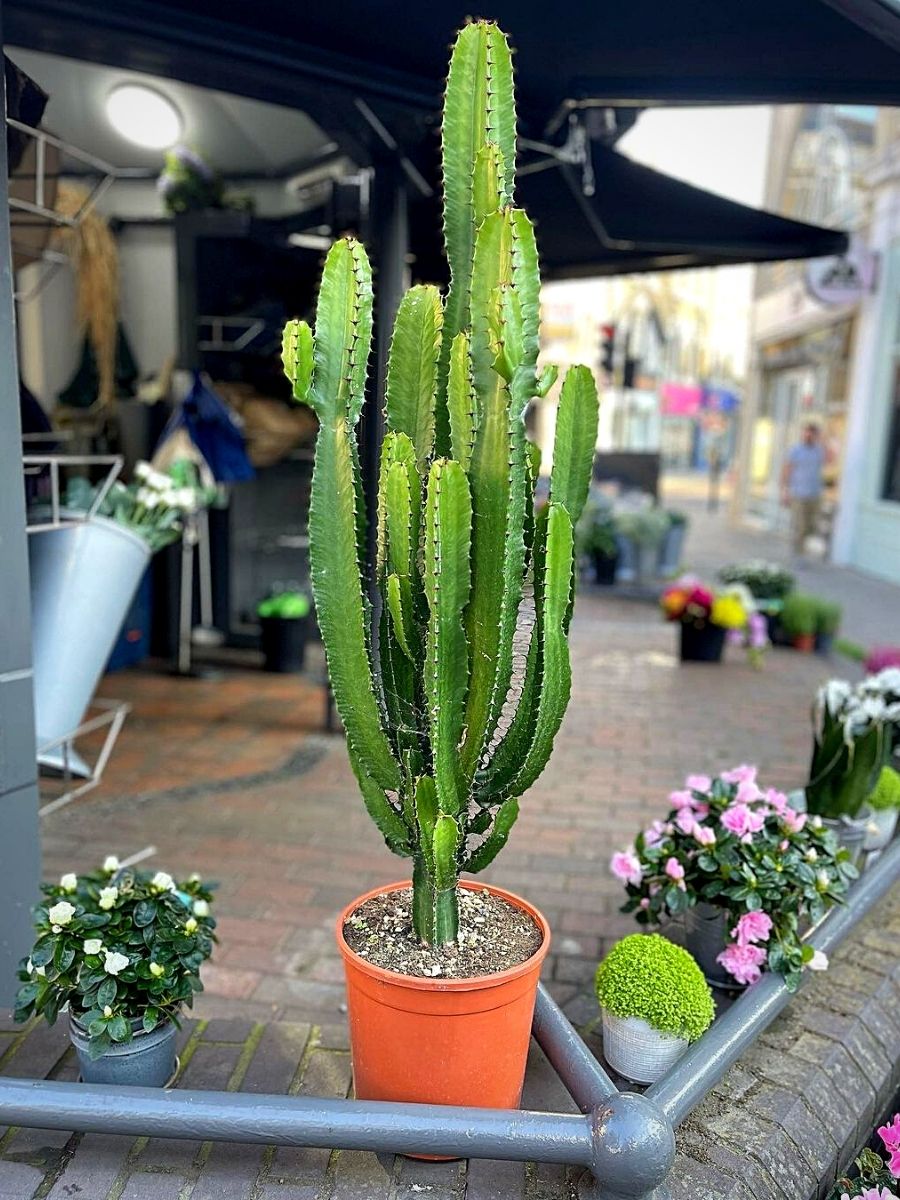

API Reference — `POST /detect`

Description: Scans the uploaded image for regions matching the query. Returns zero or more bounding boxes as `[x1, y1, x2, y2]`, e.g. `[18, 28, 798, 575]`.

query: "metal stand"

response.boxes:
[37, 698, 131, 816]
[0, 839, 896, 1198]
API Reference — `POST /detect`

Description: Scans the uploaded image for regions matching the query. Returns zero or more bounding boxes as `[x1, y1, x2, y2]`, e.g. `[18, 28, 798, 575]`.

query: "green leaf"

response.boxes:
[108, 1015, 132, 1044]
[87, 1031, 112, 1061]
[134, 901, 157, 928]
[385, 285, 442, 471]
[142, 1007, 160, 1033]
[97, 977, 117, 1008]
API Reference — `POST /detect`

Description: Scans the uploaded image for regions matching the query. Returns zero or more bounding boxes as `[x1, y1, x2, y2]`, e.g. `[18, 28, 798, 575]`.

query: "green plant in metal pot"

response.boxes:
[576, 492, 617, 560]
[780, 591, 819, 640]
[281, 19, 599, 950]
[614, 507, 670, 549]
[718, 559, 795, 602]
[14, 859, 216, 1076]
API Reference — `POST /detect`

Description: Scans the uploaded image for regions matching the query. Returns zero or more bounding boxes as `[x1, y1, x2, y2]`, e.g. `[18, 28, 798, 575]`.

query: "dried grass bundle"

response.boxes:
[53, 183, 119, 408]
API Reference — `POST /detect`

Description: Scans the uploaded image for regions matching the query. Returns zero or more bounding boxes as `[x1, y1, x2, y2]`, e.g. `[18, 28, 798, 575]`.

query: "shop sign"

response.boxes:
[806, 244, 877, 306]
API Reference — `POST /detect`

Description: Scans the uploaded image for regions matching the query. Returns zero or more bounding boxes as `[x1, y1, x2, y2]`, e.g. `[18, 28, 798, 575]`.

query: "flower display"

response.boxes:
[660, 576, 768, 666]
[612, 767, 858, 989]
[15, 859, 216, 1060]
[829, 1116, 900, 1199]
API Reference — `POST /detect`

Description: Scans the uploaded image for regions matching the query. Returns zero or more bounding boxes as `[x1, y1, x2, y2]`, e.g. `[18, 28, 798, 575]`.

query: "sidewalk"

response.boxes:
[663, 473, 900, 651]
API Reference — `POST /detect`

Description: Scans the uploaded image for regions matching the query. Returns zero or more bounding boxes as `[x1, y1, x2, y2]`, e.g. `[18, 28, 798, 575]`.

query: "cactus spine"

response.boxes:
[282, 21, 599, 947]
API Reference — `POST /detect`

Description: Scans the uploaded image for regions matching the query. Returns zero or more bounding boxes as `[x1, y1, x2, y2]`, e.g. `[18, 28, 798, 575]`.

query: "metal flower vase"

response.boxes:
[70, 1015, 177, 1086]
[29, 517, 150, 774]
[683, 902, 735, 988]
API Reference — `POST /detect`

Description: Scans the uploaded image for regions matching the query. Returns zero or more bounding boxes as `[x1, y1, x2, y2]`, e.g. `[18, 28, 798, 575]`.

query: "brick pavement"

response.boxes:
[13, 568, 896, 1198]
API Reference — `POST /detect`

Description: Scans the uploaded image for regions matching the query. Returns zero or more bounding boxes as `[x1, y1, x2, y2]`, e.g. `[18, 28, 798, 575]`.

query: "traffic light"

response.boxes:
[600, 323, 616, 375]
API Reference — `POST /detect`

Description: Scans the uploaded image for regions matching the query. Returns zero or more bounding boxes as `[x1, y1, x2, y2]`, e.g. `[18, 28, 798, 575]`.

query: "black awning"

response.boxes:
[408, 146, 848, 281]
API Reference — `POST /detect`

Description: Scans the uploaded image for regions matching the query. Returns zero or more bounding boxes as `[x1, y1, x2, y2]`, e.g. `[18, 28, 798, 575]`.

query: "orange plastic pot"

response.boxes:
[336, 880, 550, 1111]
[793, 634, 815, 653]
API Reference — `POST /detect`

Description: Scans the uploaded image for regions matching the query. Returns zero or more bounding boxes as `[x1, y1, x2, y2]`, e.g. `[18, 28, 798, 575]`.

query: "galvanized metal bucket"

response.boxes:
[600, 1011, 688, 1084]
[862, 806, 897, 852]
[29, 517, 150, 774]
[683, 902, 736, 988]
[822, 812, 869, 866]
[70, 1015, 177, 1087]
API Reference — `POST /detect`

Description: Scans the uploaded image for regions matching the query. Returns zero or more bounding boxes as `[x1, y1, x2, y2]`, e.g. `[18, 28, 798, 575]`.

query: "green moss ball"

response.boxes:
[869, 766, 900, 812]
[595, 933, 714, 1042]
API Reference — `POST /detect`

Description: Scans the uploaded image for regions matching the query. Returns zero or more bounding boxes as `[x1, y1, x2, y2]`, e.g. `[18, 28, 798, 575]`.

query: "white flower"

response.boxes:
[192, 899, 209, 918]
[143, 493, 161, 510]
[134, 462, 151, 481]
[26, 958, 33, 975]
[35, 965, 46, 977]
[103, 855, 120, 873]
[148, 469, 171, 491]
[48, 901, 76, 926]
[149, 961, 165, 978]
[83, 938, 103, 955]
[816, 869, 830, 890]
[808, 950, 829, 971]
[189, 873, 201, 884]
[820, 679, 852, 717]
[177, 488, 196, 510]
[810, 815, 823, 830]
[804, 848, 818, 862]
[184, 917, 198, 934]
[103, 1005, 113, 1017]
[151, 872, 175, 892]
[103, 951, 129, 976]
[98, 886, 118, 910]
[59, 873, 78, 893]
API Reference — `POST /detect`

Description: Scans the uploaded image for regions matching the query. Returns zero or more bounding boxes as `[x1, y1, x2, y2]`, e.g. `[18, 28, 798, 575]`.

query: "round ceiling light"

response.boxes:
[105, 84, 182, 150]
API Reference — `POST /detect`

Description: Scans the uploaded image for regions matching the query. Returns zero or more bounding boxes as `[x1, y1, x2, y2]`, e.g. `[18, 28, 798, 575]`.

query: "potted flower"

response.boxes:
[827, 1111, 900, 1200]
[257, 588, 312, 672]
[14, 858, 216, 1086]
[30, 461, 207, 774]
[779, 591, 819, 651]
[718, 560, 795, 602]
[281, 20, 598, 1111]
[594, 933, 713, 1083]
[815, 599, 842, 656]
[657, 510, 689, 577]
[611, 766, 857, 990]
[804, 672, 900, 859]
[660, 576, 751, 663]
[614, 508, 670, 582]
[864, 766, 900, 851]
[576, 492, 619, 585]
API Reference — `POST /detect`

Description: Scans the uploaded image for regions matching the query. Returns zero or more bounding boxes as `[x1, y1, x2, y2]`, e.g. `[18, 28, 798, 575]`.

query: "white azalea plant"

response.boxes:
[807, 669, 900, 819]
[15, 859, 216, 1059]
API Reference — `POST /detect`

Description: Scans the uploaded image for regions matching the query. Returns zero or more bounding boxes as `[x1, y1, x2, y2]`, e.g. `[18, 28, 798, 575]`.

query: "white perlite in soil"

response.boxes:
[342, 886, 544, 979]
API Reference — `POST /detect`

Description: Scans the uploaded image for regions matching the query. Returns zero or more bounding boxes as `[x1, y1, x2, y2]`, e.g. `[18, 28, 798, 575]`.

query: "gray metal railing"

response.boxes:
[0, 837, 896, 1200]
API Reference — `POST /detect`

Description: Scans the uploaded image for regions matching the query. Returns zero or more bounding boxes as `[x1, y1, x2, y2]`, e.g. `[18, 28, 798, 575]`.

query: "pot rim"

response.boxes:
[29, 510, 152, 556]
[336, 879, 551, 993]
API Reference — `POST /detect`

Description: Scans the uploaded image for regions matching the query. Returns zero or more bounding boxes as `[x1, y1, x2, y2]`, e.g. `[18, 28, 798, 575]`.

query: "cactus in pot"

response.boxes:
[282, 19, 598, 949]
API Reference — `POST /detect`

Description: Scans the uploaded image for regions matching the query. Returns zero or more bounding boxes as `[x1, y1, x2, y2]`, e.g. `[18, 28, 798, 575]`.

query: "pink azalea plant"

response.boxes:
[828, 1113, 900, 1199]
[611, 765, 858, 990]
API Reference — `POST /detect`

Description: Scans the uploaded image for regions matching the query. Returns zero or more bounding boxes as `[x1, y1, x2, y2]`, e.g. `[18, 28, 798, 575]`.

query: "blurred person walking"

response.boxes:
[781, 421, 825, 559]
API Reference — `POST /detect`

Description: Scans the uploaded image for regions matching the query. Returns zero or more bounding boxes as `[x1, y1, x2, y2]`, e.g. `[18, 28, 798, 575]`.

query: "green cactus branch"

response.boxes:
[283, 19, 598, 947]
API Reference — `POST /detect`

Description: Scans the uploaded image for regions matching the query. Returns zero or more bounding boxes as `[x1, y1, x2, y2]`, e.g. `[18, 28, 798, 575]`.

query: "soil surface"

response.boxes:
[342, 887, 544, 979]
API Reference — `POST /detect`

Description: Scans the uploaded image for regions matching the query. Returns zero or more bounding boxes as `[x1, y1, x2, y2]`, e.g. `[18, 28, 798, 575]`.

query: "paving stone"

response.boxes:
[120, 1171, 188, 1200]
[465, 1157, 527, 1200]
[0, 1022, 70, 1080]
[202, 1018, 259, 1044]
[191, 1143, 266, 1200]
[272, 1049, 351, 1181]
[45, 1133, 137, 1200]
[0, 1159, 44, 1199]
[677, 1126, 786, 1200]
[744, 1084, 837, 1179]
[240, 1023, 311, 1094]
[258, 1185, 320, 1200]
[330, 1150, 393, 1200]
[668, 1153, 753, 1200]
[395, 1155, 464, 1200]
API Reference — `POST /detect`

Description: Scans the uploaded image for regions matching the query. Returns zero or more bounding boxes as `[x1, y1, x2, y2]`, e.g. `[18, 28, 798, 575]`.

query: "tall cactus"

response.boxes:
[282, 20, 599, 946]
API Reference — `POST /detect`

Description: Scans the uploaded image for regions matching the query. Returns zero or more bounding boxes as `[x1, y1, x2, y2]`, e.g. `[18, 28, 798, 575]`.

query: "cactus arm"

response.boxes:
[423, 459, 472, 817]
[536, 363, 558, 399]
[297, 238, 400, 793]
[414, 774, 438, 871]
[375, 432, 417, 584]
[506, 501, 575, 796]
[386, 574, 414, 660]
[448, 332, 476, 472]
[412, 777, 458, 945]
[348, 745, 411, 857]
[385, 285, 442, 471]
[281, 319, 315, 407]
[549, 365, 599, 526]
[510, 213, 540, 386]
[463, 797, 519, 873]
[437, 22, 516, 454]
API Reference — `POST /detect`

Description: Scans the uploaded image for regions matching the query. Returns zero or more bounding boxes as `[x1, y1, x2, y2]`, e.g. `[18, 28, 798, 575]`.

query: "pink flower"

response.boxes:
[781, 807, 807, 834]
[732, 911, 773, 947]
[720, 803, 765, 841]
[716, 942, 767, 986]
[642, 820, 668, 849]
[669, 788, 699, 810]
[664, 857, 686, 889]
[675, 808, 696, 835]
[765, 788, 788, 814]
[685, 774, 711, 792]
[721, 764, 758, 785]
[610, 851, 642, 887]
[779, 839, 790, 852]
[639, 897, 650, 910]
[878, 1114, 900, 1178]
[735, 778, 764, 804]
[694, 824, 716, 847]
[846, 1188, 900, 1200]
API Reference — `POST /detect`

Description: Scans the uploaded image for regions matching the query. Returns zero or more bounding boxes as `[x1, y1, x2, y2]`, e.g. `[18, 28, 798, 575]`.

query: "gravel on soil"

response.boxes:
[342, 886, 544, 979]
